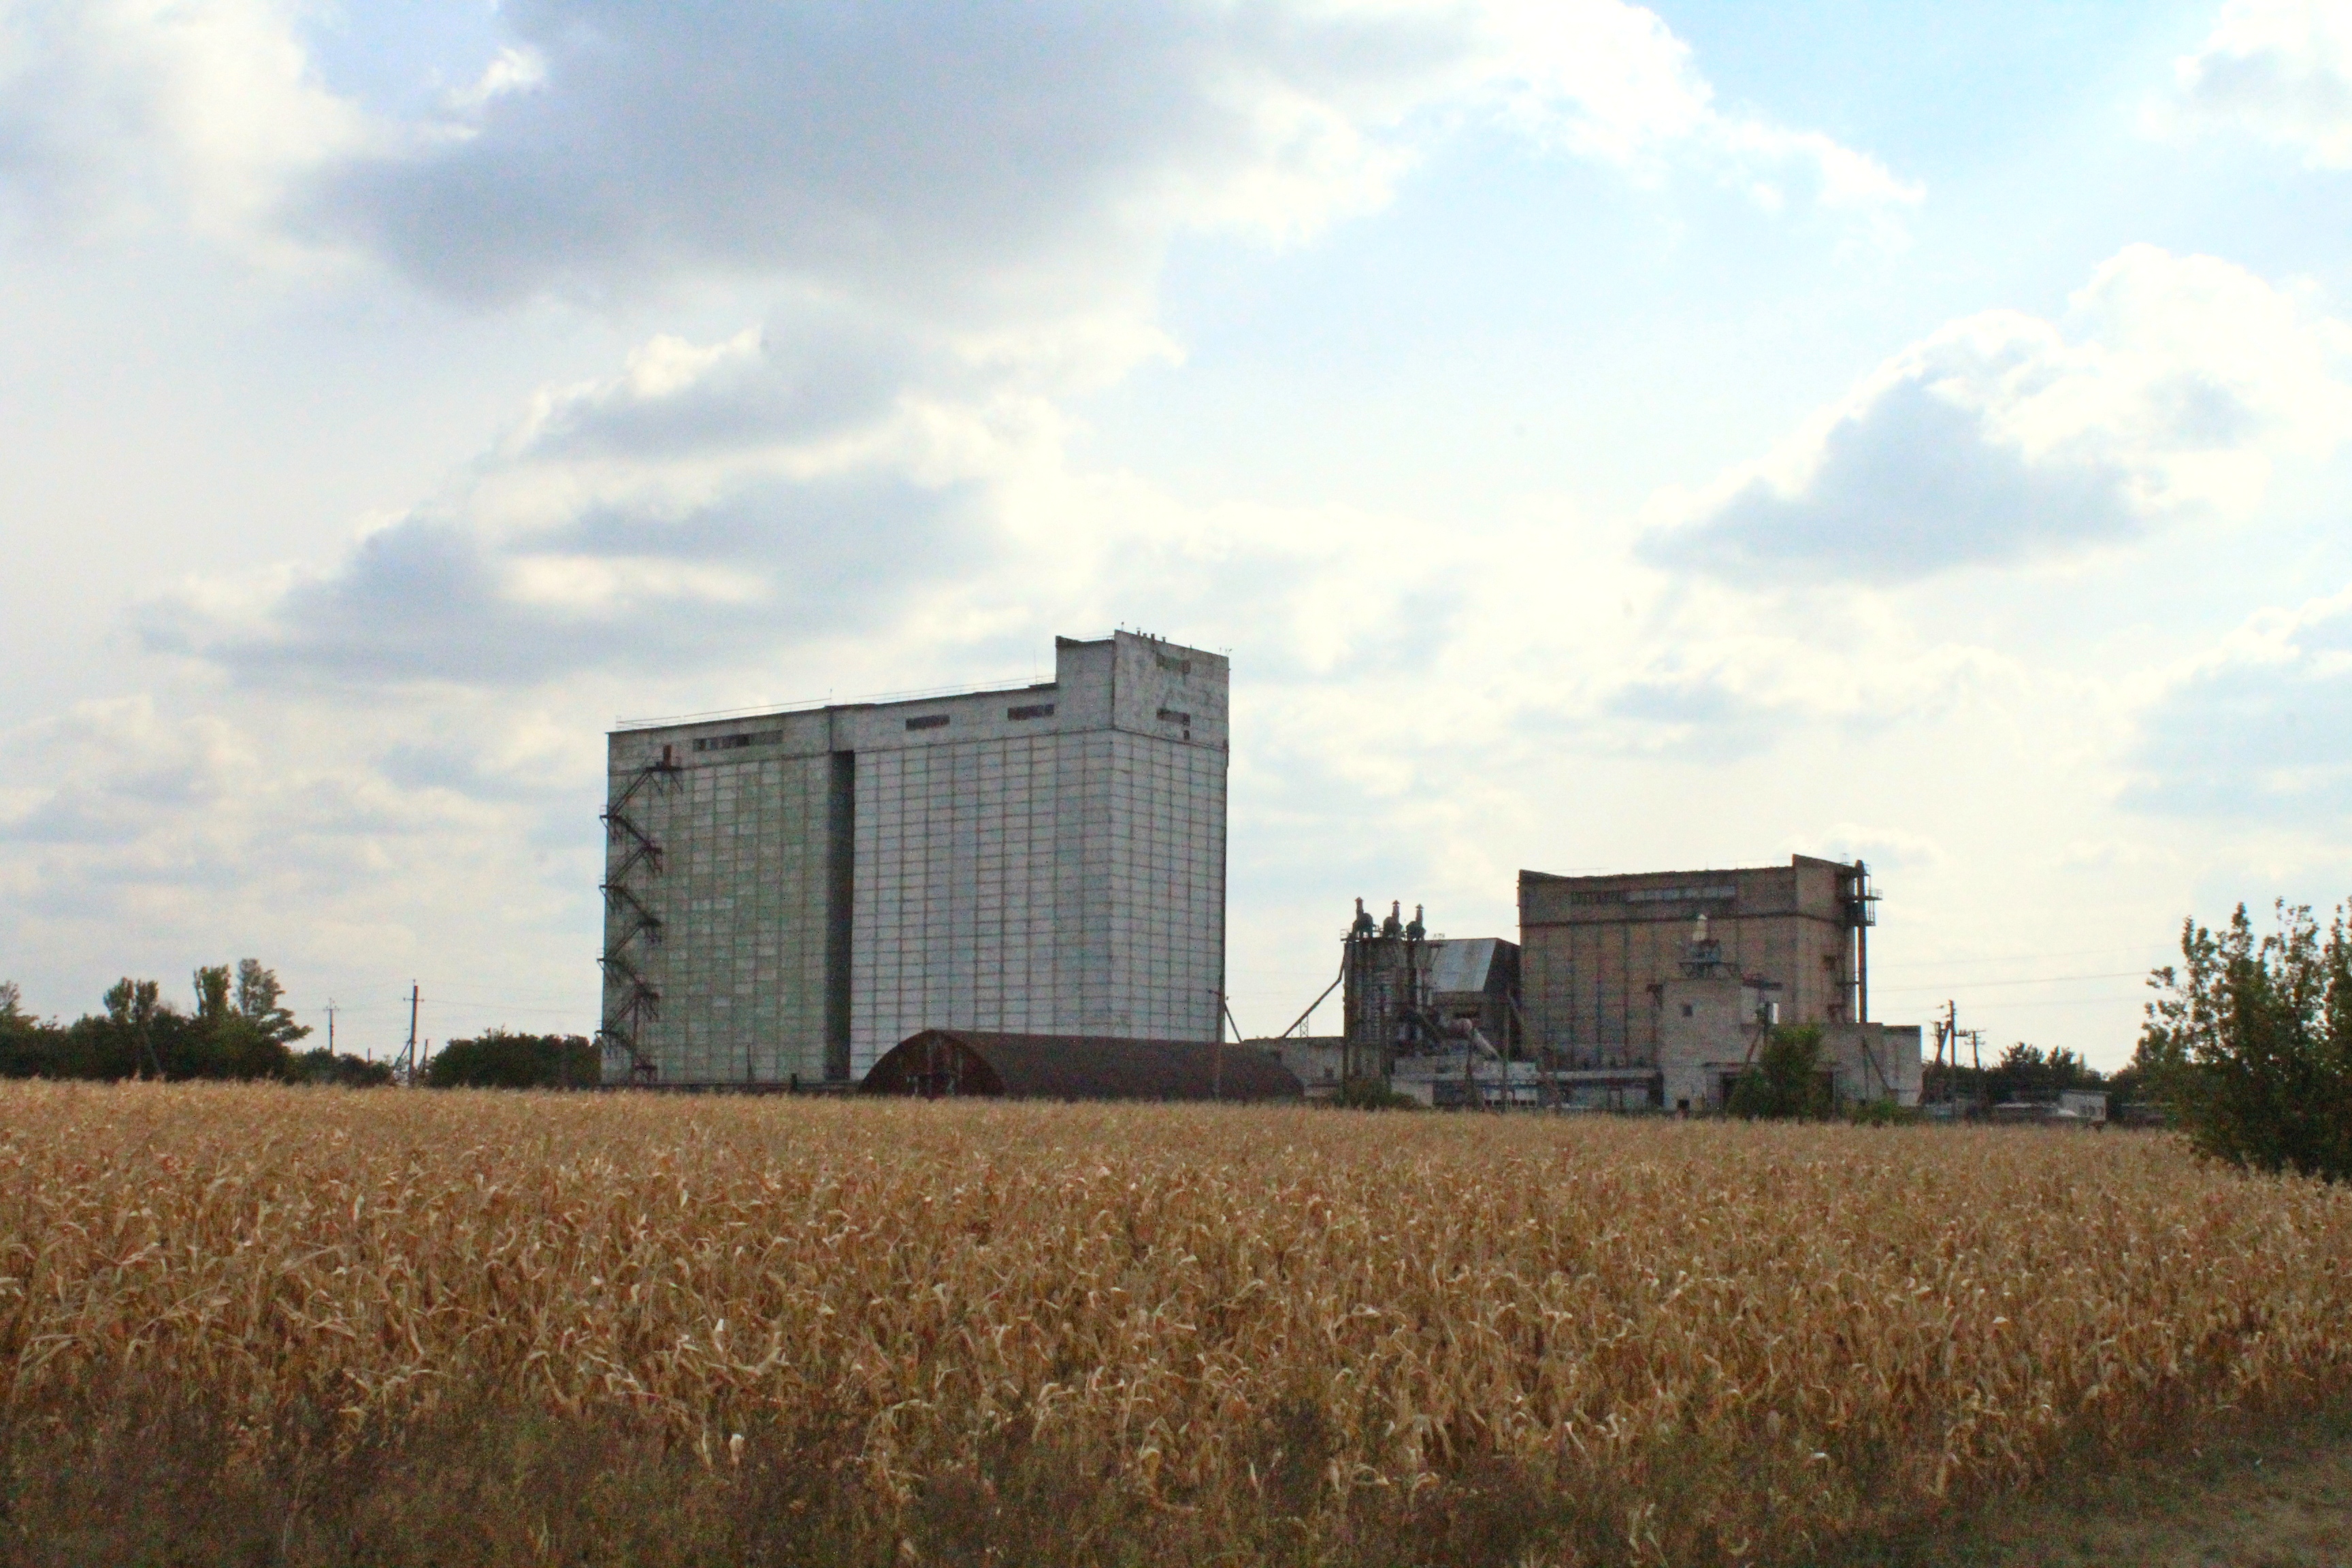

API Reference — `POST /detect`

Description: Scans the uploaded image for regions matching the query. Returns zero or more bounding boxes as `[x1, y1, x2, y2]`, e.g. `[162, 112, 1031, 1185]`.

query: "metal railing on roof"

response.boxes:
[614, 676, 1058, 732]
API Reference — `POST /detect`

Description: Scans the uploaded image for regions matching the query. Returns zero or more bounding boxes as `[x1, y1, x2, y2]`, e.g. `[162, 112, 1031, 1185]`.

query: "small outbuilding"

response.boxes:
[861, 1030, 1303, 1102]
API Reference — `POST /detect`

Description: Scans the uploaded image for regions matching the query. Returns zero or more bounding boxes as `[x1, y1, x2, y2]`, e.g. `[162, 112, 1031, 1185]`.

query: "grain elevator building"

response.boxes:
[600, 632, 1228, 1086]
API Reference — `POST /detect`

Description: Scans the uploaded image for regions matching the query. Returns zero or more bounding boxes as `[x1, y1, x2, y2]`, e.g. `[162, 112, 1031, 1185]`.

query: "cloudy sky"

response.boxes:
[5, 0, 2351, 1066]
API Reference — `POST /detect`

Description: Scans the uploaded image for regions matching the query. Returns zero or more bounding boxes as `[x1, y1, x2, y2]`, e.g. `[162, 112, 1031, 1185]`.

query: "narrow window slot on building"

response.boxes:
[1624, 885, 1737, 904]
[1007, 703, 1056, 720]
[905, 715, 951, 732]
[1155, 708, 1191, 726]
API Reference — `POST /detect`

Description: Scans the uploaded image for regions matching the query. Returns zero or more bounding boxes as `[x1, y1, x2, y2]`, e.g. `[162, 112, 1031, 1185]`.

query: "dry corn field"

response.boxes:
[3, 1083, 2351, 1567]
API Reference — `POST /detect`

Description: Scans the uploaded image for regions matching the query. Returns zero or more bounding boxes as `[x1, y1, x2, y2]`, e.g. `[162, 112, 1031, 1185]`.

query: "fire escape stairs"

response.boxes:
[596, 755, 680, 1085]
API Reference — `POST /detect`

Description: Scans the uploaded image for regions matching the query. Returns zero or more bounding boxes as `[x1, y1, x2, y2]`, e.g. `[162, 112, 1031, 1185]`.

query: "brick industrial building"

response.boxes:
[1519, 855, 1920, 1110]
[599, 632, 1228, 1086]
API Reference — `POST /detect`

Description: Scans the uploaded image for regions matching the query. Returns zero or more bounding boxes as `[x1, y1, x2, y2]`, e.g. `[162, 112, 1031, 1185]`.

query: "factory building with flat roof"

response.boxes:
[600, 632, 1228, 1086]
[1519, 855, 1873, 1059]
[1520, 855, 1919, 1111]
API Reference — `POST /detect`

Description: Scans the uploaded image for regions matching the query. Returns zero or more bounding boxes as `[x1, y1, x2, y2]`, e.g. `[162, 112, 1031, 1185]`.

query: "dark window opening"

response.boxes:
[905, 715, 951, 732]
[1007, 702, 1056, 721]
[1156, 708, 1192, 726]
[691, 730, 783, 753]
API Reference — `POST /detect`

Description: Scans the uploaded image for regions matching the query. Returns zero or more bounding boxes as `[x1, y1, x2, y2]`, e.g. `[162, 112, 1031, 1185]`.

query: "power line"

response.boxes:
[414, 999, 587, 1017]
[1952, 995, 2155, 1013]
[1870, 945, 2171, 975]
[306, 991, 589, 1015]
[1877, 968, 2151, 994]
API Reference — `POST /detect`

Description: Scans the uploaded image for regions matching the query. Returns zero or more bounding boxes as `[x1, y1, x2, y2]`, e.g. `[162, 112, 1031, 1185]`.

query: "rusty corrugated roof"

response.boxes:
[861, 1029, 1303, 1101]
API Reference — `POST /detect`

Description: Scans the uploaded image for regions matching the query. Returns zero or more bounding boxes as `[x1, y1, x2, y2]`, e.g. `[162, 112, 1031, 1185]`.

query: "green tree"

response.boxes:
[233, 960, 308, 1047]
[192, 965, 233, 1026]
[1, 967, 312, 1082]
[103, 977, 161, 1029]
[291, 1047, 394, 1087]
[424, 1030, 600, 1090]
[103, 977, 167, 1076]
[178, 964, 299, 1080]
[2138, 901, 2352, 1181]
[1985, 1043, 2100, 1103]
[1725, 1025, 1835, 1120]
[0, 981, 56, 1078]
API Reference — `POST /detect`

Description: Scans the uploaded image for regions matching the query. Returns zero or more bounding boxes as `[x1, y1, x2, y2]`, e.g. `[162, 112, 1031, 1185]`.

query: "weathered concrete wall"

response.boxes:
[1646, 975, 1921, 1110]
[1655, 975, 1774, 1111]
[1820, 1022, 1921, 1107]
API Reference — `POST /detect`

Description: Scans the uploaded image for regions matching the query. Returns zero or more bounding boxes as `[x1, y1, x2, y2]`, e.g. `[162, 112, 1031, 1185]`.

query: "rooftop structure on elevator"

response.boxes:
[600, 632, 1228, 1087]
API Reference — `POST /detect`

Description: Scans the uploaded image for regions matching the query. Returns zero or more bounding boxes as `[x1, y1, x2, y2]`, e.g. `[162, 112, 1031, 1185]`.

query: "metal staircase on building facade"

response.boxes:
[598, 753, 680, 1083]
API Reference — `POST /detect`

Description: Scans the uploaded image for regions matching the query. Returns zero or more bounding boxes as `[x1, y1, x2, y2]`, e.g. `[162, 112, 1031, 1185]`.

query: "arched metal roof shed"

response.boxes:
[862, 1030, 1303, 1102]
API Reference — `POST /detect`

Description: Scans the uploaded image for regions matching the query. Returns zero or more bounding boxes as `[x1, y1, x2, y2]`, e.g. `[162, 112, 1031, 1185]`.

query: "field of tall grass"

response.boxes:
[1, 1083, 2348, 1567]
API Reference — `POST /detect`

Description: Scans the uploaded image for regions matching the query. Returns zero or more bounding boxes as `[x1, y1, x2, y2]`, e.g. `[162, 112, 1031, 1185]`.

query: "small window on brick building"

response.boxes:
[1007, 703, 1055, 721]
[1156, 708, 1191, 726]
[905, 715, 951, 732]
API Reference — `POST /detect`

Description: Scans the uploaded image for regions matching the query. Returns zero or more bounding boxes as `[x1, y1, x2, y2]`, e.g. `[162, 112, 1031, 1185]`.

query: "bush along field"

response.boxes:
[1, 1087, 2348, 1567]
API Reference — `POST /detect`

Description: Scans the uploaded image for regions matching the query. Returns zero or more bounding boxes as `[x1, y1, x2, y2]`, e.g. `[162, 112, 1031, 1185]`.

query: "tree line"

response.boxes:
[0, 968, 596, 1090]
[1921, 1041, 2158, 1112]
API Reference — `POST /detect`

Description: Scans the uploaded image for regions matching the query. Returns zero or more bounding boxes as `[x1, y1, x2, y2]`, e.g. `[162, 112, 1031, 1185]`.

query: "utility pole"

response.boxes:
[325, 999, 337, 1058]
[402, 983, 419, 1085]
[1932, 1000, 1987, 1112]
[1939, 999, 1957, 1102]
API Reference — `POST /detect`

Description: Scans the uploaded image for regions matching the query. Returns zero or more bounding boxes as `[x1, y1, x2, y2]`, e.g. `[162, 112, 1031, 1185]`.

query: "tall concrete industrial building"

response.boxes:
[600, 632, 1228, 1085]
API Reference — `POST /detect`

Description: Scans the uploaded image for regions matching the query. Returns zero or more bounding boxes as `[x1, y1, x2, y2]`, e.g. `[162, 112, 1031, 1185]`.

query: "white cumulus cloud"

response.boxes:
[2162, 0, 2352, 167]
[2127, 583, 2352, 820]
[0, 0, 363, 240]
[1640, 246, 2352, 583]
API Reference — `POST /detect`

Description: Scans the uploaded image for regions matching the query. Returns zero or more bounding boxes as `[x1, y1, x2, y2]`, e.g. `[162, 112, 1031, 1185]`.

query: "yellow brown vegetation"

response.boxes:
[2, 1082, 2349, 1565]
